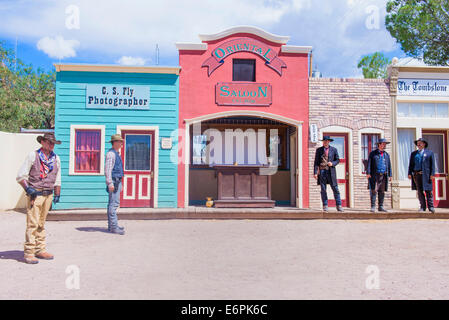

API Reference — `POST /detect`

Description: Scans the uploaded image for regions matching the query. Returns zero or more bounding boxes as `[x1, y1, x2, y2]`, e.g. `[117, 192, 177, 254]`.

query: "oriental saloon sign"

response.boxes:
[398, 79, 449, 97]
[216, 82, 272, 106]
[86, 84, 150, 110]
[202, 37, 287, 76]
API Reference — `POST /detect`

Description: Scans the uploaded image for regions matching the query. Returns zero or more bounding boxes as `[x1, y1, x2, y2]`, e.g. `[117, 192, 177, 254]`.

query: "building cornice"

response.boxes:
[281, 45, 312, 54]
[198, 26, 290, 44]
[54, 64, 181, 75]
[175, 43, 208, 51]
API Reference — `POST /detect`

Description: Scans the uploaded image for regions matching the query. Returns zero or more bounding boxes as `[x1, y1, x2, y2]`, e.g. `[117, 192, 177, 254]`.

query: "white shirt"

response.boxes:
[16, 151, 61, 186]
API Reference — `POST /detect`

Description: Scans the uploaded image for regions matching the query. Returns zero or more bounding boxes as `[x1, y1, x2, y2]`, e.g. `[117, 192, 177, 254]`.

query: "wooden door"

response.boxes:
[120, 130, 155, 208]
[423, 131, 449, 208]
[323, 133, 349, 207]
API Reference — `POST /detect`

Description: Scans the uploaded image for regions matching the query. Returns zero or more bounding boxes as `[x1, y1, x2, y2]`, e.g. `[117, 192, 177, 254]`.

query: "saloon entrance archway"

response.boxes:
[184, 111, 303, 208]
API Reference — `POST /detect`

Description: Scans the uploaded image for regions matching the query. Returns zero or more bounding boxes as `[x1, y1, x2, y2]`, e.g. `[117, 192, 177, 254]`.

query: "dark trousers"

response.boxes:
[413, 173, 434, 209]
[370, 173, 387, 208]
[319, 169, 342, 206]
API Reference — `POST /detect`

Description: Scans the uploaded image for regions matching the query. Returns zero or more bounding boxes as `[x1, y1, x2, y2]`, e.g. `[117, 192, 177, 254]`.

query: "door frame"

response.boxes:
[319, 126, 353, 208]
[323, 131, 350, 207]
[184, 111, 304, 208]
[117, 125, 159, 208]
[422, 130, 449, 208]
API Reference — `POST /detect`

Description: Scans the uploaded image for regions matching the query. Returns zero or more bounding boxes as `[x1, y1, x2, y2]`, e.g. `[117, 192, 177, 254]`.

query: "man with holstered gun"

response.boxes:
[313, 136, 344, 212]
[105, 134, 125, 235]
[16, 133, 61, 264]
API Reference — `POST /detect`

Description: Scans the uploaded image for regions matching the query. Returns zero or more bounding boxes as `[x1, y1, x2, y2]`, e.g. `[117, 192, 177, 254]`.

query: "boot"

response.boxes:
[24, 254, 39, 264]
[378, 192, 388, 212]
[35, 251, 54, 260]
[370, 192, 376, 213]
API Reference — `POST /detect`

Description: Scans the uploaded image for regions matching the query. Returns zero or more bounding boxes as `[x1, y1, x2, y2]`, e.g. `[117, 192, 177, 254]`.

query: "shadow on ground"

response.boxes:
[0, 250, 25, 263]
[76, 227, 110, 233]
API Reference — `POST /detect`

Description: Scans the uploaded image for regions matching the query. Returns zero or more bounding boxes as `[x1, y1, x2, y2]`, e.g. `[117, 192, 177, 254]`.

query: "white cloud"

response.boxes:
[0, 0, 401, 77]
[116, 56, 147, 66]
[36, 36, 79, 59]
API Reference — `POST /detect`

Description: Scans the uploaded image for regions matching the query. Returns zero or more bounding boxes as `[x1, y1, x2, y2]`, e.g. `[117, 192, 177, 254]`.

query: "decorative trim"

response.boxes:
[175, 43, 208, 51]
[123, 175, 136, 200]
[398, 66, 449, 73]
[185, 110, 303, 126]
[116, 125, 159, 208]
[281, 45, 312, 54]
[198, 26, 290, 44]
[183, 111, 304, 208]
[54, 64, 181, 75]
[69, 124, 105, 176]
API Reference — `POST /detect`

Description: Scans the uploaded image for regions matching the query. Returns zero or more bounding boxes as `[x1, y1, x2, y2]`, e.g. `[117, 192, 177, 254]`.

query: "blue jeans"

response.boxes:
[107, 181, 122, 230]
[319, 169, 342, 206]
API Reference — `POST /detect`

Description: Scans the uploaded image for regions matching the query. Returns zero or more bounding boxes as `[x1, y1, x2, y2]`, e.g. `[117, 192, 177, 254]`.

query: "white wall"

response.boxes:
[0, 131, 41, 210]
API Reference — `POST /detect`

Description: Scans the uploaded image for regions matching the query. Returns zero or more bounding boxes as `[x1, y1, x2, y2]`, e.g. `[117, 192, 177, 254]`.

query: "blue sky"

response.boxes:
[0, 0, 406, 77]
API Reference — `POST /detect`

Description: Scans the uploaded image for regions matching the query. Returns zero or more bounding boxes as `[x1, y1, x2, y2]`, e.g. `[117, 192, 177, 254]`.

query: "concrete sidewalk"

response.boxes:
[8, 206, 449, 221]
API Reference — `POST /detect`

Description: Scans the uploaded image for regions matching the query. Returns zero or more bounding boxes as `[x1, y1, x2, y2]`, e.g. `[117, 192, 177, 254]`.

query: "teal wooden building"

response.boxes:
[53, 64, 180, 209]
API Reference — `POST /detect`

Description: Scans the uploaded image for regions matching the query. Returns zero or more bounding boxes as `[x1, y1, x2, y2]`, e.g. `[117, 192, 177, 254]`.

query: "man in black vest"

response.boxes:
[366, 138, 392, 212]
[408, 138, 436, 213]
[313, 136, 344, 212]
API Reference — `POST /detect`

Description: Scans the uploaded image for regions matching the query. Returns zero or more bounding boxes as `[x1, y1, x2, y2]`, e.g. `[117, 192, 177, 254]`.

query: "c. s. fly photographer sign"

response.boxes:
[86, 84, 150, 110]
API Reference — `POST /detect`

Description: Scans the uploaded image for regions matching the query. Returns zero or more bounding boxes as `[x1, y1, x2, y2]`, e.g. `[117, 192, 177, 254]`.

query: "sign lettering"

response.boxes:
[203, 37, 286, 76]
[216, 82, 272, 106]
[398, 79, 449, 97]
[86, 84, 150, 110]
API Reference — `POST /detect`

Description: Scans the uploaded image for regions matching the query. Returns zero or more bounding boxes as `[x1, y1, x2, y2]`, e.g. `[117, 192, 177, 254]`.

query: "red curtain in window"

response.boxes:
[75, 130, 100, 172]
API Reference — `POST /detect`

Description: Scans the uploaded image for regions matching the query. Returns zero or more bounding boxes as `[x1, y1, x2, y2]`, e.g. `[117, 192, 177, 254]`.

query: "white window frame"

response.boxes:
[358, 128, 384, 176]
[69, 124, 106, 176]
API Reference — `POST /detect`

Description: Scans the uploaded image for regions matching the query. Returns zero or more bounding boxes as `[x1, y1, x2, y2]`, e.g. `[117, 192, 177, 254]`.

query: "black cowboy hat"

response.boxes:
[321, 135, 334, 142]
[37, 132, 61, 145]
[414, 138, 428, 148]
[376, 138, 390, 145]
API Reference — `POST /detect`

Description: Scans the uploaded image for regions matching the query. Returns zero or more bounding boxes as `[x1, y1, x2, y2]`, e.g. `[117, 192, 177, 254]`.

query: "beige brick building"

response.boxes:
[308, 78, 391, 209]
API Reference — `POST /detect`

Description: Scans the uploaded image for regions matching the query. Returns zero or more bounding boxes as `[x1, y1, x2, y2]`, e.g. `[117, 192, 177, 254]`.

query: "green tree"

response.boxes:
[0, 41, 55, 132]
[386, 0, 449, 66]
[357, 52, 391, 79]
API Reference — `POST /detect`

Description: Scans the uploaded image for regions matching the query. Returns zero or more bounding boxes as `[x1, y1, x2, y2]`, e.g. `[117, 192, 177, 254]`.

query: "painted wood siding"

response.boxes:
[54, 71, 179, 209]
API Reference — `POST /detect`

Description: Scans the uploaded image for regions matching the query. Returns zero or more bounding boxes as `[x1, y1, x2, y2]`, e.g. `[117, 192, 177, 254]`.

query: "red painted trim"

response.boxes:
[324, 132, 349, 207]
[120, 130, 155, 208]
[422, 130, 449, 207]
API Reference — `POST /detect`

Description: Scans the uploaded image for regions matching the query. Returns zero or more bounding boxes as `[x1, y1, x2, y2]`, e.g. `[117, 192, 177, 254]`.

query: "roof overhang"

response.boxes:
[280, 45, 312, 54]
[175, 43, 208, 51]
[54, 64, 181, 75]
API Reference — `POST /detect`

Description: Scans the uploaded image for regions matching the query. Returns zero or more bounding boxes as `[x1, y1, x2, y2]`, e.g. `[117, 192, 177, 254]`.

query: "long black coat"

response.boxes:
[313, 146, 340, 186]
[367, 149, 392, 191]
[408, 149, 435, 191]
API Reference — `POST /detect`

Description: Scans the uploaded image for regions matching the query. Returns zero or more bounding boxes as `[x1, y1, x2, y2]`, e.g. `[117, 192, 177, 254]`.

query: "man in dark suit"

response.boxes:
[313, 136, 343, 212]
[408, 138, 436, 213]
[367, 138, 392, 212]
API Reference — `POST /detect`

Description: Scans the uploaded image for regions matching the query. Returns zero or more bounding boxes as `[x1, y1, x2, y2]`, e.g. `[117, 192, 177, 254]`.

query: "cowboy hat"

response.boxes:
[37, 132, 61, 145]
[321, 135, 334, 142]
[109, 134, 124, 143]
[376, 138, 390, 145]
[414, 138, 428, 148]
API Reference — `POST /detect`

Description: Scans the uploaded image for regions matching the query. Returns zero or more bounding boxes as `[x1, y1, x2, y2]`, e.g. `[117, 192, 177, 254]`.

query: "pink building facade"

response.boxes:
[176, 27, 312, 208]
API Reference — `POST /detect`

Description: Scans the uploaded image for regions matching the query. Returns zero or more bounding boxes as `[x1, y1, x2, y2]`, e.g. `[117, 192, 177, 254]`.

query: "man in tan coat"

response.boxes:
[16, 133, 62, 264]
